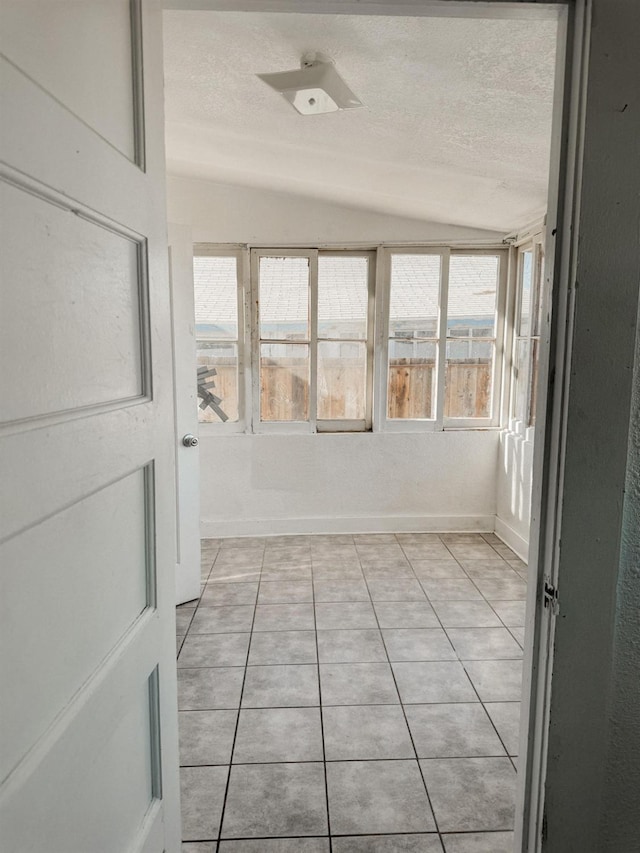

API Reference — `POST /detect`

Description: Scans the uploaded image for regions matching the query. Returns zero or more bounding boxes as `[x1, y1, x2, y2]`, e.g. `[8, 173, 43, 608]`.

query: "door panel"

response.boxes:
[0, 3, 180, 851]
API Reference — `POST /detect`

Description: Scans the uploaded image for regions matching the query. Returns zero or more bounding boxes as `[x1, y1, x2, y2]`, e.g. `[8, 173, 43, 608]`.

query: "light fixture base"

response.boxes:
[257, 60, 363, 116]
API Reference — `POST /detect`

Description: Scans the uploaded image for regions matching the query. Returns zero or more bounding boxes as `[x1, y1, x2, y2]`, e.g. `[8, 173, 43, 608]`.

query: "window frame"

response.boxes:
[193, 243, 250, 434]
[376, 246, 508, 432]
[511, 234, 545, 428]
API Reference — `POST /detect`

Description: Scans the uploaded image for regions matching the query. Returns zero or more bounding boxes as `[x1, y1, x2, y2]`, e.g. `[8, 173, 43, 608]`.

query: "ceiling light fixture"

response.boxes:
[257, 56, 363, 116]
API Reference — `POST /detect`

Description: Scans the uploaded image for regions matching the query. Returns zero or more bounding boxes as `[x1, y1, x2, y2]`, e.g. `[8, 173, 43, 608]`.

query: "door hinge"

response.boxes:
[543, 579, 559, 614]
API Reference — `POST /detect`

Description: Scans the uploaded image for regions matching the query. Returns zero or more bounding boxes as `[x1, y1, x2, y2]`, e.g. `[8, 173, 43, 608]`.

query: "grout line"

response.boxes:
[213, 545, 265, 852]
[311, 555, 334, 852]
[358, 542, 445, 845]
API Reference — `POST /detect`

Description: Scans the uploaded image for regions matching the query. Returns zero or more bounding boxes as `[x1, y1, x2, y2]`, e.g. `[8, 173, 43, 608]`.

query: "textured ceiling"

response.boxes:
[163, 11, 559, 232]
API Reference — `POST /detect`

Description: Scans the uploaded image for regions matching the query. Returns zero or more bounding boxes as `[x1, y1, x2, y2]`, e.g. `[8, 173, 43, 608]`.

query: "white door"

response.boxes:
[0, 3, 181, 852]
[168, 223, 201, 605]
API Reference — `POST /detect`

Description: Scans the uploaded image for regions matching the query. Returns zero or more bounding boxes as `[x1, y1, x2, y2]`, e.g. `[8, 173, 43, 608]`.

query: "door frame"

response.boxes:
[162, 1, 598, 850]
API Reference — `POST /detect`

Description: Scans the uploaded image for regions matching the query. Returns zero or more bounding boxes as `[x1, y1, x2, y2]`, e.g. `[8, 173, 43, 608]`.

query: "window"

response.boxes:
[193, 247, 245, 427]
[512, 238, 545, 426]
[195, 245, 506, 433]
[251, 250, 374, 432]
[382, 249, 505, 429]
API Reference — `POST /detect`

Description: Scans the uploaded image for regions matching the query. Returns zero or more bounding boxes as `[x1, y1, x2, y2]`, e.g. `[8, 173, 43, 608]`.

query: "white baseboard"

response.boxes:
[494, 516, 530, 563]
[201, 514, 496, 539]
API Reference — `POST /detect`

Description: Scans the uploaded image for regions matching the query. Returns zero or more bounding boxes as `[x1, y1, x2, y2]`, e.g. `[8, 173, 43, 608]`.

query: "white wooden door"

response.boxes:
[168, 223, 201, 605]
[0, 2, 181, 852]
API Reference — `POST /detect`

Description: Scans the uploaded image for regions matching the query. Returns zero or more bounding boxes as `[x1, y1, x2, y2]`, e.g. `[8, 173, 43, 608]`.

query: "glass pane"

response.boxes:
[533, 247, 545, 337]
[260, 343, 309, 421]
[196, 342, 238, 423]
[387, 339, 436, 420]
[259, 256, 310, 341]
[447, 255, 498, 338]
[513, 338, 532, 423]
[445, 340, 494, 419]
[318, 256, 368, 340]
[193, 255, 238, 340]
[317, 341, 366, 420]
[389, 254, 440, 337]
[518, 250, 533, 336]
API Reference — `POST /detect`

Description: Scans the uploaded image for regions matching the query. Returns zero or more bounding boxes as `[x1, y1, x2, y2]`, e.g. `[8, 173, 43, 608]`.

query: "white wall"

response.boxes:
[199, 431, 498, 537]
[495, 420, 534, 561]
[167, 174, 503, 536]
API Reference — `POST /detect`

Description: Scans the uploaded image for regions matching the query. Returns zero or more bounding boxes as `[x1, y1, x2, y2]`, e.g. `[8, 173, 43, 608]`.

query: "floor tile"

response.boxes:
[262, 566, 313, 582]
[411, 561, 466, 579]
[253, 603, 315, 632]
[489, 600, 527, 627]
[178, 633, 250, 667]
[313, 578, 370, 602]
[312, 564, 364, 579]
[201, 582, 259, 606]
[442, 832, 514, 853]
[485, 703, 521, 755]
[327, 760, 436, 834]
[420, 757, 516, 832]
[317, 629, 386, 663]
[392, 662, 476, 704]
[367, 579, 427, 601]
[362, 562, 415, 578]
[177, 635, 185, 655]
[208, 565, 262, 583]
[396, 533, 444, 544]
[214, 551, 264, 569]
[461, 561, 514, 577]
[180, 765, 228, 840]
[248, 630, 317, 665]
[258, 581, 314, 604]
[446, 544, 498, 561]
[242, 664, 319, 707]
[233, 707, 323, 762]
[320, 662, 399, 705]
[401, 545, 452, 561]
[333, 837, 443, 853]
[463, 660, 523, 702]
[222, 762, 328, 838]
[178, 667, 244, 710]
[219, 841, 329, 853]
[179, 709, 237, 765]
[356, 544, 406, 559]
[447, 628, 523, 660]
[353, 533, 399, 544]
[219, 537, 267, 549]
[176, 609, 196, 634]
[431, 601, 502, 628]
[315, 601, 377, 630]
[382, 628, 456, 661]
[421, 579, 482, 601]
[183, 842, 217, 853]
[374, 601, 439, 629]
[190, 605, 255, 634]
[472, 576, 527, 601]
[509, 626, 526, 646]
[323, 704, 414, 760]
[405, 703, 506, 758]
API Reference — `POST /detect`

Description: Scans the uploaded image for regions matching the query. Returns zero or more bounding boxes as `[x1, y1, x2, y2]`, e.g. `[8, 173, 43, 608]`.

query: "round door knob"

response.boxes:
[182, 434, 199, 448]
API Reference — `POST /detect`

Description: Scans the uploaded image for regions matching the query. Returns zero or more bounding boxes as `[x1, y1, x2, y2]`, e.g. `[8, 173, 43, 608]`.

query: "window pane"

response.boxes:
[518, 250, 533, 336]
[389, 254, 440, 337]
[445, 340, 493, 418]
[259, 256, 310, 341]
[317, 341, 366, 420]
[194, 256, 238, 340]
[196, 342, 238, 423]
[513, 338, 532, 423]
[530, 339, 540, 426]
[533, 247, 545, 337]
[318, 256, 368, 340]
[448, 255, 498, 338]
[260, 343, 309, 421]
[387, 339, 436, 420]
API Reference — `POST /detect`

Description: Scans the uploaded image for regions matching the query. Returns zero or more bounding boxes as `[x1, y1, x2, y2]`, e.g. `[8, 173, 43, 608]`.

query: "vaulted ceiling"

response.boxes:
[163, 10, 558, 232]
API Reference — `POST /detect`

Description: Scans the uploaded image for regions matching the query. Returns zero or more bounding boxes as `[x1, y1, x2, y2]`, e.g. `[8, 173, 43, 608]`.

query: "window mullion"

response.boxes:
[373, 247, 389, 431]
[249, 248, 261, 430]
[309, 250, 318, 431]
[435, 248, 451, 429]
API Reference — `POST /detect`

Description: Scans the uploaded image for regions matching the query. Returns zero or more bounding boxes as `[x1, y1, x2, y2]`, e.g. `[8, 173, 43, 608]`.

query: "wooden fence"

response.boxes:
[197, 356, 492, 423]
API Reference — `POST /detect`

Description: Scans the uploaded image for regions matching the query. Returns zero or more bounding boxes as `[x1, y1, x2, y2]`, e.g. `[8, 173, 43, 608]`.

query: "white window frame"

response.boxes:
[510, 233, 545, 428]
[376, 246, 508, 432]
[193, 243, 250, 434]
[250, 247, 376, 434]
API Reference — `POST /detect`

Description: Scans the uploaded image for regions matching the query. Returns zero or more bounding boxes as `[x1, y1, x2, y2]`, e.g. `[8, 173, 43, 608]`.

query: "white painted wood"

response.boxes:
[168, 224, 201, 605]
[0, 4, 180, 852]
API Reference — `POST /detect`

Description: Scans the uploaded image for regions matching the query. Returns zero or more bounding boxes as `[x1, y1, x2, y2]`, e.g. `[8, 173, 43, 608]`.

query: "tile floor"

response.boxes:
[177, 533, 527, 853]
